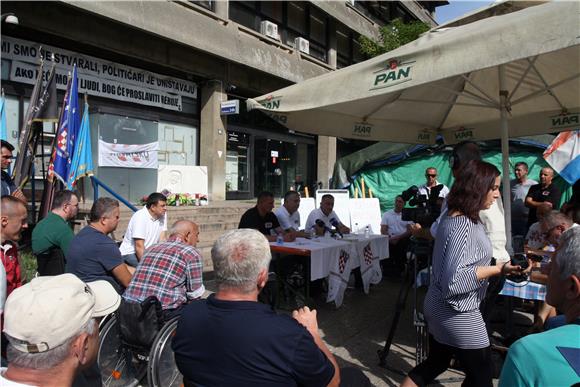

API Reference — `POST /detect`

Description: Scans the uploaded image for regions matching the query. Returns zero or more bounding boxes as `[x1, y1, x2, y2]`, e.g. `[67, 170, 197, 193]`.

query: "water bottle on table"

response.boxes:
[276, 232, 284, 245]
[364, 225, 370, 239]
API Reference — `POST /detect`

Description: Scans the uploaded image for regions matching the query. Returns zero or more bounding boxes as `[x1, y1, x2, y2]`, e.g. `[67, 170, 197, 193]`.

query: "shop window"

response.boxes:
[158, 121, 198, 166]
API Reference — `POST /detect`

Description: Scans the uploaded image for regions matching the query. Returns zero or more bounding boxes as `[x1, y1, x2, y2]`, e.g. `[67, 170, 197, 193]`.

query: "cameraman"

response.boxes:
[418, 167, 449, 207]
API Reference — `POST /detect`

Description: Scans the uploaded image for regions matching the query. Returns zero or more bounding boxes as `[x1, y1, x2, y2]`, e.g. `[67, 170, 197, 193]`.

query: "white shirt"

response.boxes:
[119, 207, 168, 255]
[274, 206, 301, 231]
[418, 182, 449, 200]
[305, 208, 342, 231]
[381, 210, 413, 238]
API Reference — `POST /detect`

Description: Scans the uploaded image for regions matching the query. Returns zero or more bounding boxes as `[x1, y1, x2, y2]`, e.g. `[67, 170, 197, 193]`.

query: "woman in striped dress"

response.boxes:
[402, 160, 527, 387]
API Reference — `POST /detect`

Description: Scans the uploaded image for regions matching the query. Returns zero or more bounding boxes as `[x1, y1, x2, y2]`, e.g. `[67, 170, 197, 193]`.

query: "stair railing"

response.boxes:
[90, 176, 138, 212]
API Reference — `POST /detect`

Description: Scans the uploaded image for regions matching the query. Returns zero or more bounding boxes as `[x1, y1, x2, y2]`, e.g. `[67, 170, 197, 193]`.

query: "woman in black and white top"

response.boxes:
[402, 160, 527, 387]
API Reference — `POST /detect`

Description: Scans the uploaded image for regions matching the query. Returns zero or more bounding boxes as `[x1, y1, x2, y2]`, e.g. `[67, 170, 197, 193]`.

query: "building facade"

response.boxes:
[1, 1, 441, 202]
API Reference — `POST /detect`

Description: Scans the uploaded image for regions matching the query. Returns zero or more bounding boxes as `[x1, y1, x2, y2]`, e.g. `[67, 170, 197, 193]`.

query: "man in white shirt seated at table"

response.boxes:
[305, 194, 350, 236]
[381, 195, 415, 276]
[274, 191, 308, 238]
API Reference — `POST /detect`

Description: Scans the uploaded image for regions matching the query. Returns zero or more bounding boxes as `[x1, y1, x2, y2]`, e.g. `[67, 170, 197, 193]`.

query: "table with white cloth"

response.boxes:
[270, 235, 389, 307]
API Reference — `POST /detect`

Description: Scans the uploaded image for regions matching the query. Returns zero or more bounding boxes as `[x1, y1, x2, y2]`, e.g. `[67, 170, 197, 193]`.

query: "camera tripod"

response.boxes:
[377, 237, 432, 374]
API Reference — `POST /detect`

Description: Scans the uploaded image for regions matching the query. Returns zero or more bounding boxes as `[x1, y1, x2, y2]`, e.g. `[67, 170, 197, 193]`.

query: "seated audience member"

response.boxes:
[32, 190, 79, 276]
[119, 192, 168, 267]
[418, 167, 449, 205]
[239, 191, 294, 242]
[274, 191, 308, 237]
[529, 211, 576, 332]
[305, 194, 350, 236]
[510, 162, 537, 237]
[500, 227, 580, 387]
[173, 229, 370, 387]
[381, 195, 414, 274]
[1, 273, 120, 387]
[524, 205, 551, 252]
[67, 198, 133, 294]
[0, 196, 27, 301]
[123, 220, 204, 321]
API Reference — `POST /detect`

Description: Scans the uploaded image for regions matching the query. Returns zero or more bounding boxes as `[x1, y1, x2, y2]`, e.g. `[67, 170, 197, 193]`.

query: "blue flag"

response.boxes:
[0, 92, 6, 141]
[67, 101, 94, 189]
[52, 65, 80, 184]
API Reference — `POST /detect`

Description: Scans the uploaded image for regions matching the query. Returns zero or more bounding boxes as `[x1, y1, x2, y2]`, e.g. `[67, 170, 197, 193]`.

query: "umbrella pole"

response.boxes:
[499, 66, 513, 255]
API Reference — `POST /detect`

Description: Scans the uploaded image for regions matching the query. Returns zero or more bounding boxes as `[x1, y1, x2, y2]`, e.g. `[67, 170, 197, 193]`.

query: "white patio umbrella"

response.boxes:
[247, 1, 580, 247]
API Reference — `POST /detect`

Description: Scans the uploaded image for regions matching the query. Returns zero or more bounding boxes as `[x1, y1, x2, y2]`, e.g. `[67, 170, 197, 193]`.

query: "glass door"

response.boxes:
[226, 131, 251, 199]
[254, 138, 297, 198]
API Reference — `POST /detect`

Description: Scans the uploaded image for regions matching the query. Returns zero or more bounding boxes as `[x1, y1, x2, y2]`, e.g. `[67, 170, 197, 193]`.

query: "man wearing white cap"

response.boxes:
[0, 273, 120, 387]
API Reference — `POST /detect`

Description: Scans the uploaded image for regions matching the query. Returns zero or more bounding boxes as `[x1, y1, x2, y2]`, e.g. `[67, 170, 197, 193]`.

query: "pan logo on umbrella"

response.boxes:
[370, 59, 415, 91]
[260, 95, 283, 110]
[352, 122, 373, 137]
[450, 127, 476, 142]
[549, 112, 579, 131]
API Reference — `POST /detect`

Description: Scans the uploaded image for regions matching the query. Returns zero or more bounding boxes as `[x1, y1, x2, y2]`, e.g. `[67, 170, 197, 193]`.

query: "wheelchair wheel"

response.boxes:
[98, 314, 147, 387]
[147, 316, 183, 387]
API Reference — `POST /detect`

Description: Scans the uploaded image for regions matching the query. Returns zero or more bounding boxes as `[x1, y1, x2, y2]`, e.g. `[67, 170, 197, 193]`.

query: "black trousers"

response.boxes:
[480, 261, 506, 334]
[407, 335, 493, 387]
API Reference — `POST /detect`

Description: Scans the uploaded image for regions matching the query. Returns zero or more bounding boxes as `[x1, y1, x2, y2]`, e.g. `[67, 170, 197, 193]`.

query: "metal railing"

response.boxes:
[90, 176, 138, 212]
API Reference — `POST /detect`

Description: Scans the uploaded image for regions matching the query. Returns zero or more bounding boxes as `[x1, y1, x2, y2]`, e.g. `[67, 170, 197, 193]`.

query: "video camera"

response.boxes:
[401, 184, 444, 227]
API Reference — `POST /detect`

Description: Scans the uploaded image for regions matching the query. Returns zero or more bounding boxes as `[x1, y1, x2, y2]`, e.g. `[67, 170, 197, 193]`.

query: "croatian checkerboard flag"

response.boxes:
[543, 130, 580, 185]
[53, 65, 80, 184]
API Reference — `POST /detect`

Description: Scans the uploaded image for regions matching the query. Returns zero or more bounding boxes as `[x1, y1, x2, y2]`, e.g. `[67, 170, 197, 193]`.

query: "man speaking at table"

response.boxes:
[305, 194, 350, 236]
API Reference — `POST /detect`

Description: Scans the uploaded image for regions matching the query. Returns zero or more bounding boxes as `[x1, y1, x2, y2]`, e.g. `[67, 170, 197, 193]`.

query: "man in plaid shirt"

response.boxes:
[123, 220, 204, 320]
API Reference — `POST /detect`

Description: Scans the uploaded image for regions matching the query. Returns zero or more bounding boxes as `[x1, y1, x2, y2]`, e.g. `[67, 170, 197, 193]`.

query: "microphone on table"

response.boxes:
[315, 219, 330, 234]
[329, 218, 343, 238]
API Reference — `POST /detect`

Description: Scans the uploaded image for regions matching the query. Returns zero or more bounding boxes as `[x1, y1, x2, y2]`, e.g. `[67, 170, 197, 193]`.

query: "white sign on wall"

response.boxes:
[2, 36, 197, 111]
[157, 165, 208, 196]
[348, 198, 382, 234]
[98, 140, 159, 169]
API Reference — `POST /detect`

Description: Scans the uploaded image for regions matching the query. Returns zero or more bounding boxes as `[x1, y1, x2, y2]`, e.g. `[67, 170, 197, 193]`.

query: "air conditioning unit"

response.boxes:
[294, 37, 310, 55]
[260, 20, 279, 40]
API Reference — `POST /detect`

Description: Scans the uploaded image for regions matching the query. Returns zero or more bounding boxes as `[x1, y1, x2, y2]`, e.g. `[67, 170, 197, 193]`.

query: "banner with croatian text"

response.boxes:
[2, 36, 196, 111]
[98, 140, 159, 169]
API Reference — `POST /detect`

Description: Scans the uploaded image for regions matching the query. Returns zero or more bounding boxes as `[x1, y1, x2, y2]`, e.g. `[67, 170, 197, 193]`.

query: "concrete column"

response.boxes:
[213, 0, 228, 20]
[317, 136, 336, 189]
[200, 82, 227, 201]
[327, 19, 337, 69]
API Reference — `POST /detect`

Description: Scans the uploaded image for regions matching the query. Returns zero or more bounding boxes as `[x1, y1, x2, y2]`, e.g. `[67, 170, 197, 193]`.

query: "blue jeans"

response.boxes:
[123, 253, 139, 267]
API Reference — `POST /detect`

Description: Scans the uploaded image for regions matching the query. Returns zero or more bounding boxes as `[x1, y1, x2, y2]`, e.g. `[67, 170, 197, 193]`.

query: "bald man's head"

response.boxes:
[1, 196, 28, 242]
[169, 220, 199, 247]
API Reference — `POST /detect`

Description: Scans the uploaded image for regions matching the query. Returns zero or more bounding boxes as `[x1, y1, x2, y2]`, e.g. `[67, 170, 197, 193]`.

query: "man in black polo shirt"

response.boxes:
[238, 191, 295, 242]
[525, 167, 562, 227]
[173, 229, 370, 387]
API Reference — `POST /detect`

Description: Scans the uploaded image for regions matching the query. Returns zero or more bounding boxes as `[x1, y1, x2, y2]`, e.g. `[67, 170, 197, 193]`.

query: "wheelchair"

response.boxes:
[98, 297, 183, 387]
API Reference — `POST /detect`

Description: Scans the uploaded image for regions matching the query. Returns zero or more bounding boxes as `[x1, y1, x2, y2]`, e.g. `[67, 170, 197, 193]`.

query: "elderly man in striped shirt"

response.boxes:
[123, 219, 205, 321]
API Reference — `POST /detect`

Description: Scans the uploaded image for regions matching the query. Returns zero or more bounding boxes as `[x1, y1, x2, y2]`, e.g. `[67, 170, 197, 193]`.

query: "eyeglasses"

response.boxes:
[426, 174, 437, 177]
